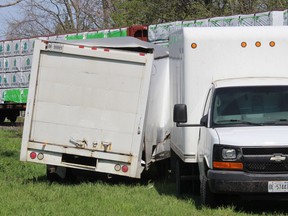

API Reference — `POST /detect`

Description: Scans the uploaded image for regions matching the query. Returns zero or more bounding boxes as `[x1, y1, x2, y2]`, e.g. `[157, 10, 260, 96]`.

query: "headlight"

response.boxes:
[222, 149, 236, 160]
[213, 145, 243, 170]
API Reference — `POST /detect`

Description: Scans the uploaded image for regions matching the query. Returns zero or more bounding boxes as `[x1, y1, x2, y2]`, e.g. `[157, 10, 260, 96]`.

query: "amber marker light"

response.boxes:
[213, 161, 243, 170]
[241, 42, 247, 48]
[269, 41, 276, 47]
[255, 41, 261, 47]
[191, 43, 197, 49]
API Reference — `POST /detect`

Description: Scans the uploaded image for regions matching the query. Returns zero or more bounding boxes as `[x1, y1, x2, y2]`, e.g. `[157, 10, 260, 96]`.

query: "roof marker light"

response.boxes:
[139, 53, 145, 56]
[255, 41, 261, 47]
[241, 42, 247, 48]
[191, 43, 197, 49]
[269, 41, 275, 47]
[104, 48, 110, 52]
[79, 45, 85, 49]
[91, 47, 97, 50]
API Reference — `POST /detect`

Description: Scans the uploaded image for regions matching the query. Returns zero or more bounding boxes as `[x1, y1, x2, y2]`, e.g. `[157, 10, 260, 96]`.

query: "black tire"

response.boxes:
[0, 114, 5, 123]
[200, 175, 218, 208]
[156, 158, 170, 180]
[173, 150, 200, 196]
[191, 165, 200, 195]
[175, 157, 181, 196]
[7, 114, 18, 123]
[46, 166, 60, 182]
[47, 165, 76, 183]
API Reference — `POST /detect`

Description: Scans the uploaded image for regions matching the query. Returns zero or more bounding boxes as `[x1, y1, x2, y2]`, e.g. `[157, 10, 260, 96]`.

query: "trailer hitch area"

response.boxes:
[69, 138, 87, 148]
[101, 141, 112, 152]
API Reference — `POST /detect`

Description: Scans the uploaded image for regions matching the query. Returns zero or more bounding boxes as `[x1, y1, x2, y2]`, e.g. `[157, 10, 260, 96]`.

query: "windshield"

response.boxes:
[212, 86, 288, 127]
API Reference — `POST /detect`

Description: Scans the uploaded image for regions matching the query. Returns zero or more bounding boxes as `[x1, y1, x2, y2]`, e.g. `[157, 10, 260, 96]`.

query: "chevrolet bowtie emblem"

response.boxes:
[270, 155, 286, 162]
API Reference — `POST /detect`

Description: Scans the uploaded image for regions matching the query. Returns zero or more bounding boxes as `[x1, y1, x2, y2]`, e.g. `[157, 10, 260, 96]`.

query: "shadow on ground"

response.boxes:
[26, 166, 288, 215]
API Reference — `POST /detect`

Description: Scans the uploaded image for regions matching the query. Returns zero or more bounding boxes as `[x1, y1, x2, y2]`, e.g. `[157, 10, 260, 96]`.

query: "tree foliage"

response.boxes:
[0, 0, 22, 8]
[6, 0, 106, 39]
[109, 0, 288, 26]
[4, 0, 288, 39]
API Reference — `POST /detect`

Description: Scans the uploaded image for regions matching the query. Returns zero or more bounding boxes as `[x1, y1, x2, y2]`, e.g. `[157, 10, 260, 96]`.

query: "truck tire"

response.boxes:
[46, 166, 60, 182]
[200, 175, 218, 208]
[47, 165, 75, 182]
[7, 113, 18, 123]
[173, 150, 200, 196]
[156, 158, 170, 180]
[0, 115, 5, 123]
[175, 157, 182, 196]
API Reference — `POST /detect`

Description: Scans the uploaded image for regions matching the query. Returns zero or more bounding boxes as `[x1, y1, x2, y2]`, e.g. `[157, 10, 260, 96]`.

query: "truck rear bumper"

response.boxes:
[208, 170, 288, 194]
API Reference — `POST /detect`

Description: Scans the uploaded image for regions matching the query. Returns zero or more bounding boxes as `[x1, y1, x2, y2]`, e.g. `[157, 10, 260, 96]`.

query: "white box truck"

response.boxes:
[170, 27, 288, 206]
[20, 37, 170, 179]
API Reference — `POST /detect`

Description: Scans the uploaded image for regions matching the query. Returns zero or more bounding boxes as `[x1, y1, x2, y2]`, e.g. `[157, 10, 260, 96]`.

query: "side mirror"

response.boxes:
[200, 114, 208, 127]
[173, 104, 187, 123]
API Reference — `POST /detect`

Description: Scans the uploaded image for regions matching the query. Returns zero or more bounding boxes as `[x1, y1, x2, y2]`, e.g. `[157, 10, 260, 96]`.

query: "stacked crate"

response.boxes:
[0, 38, 34, 103]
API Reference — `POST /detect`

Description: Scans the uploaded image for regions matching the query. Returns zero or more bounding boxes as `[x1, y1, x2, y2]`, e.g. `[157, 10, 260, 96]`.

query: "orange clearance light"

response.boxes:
[191, 43, 197, 49]
[241, 42, 247, 48]
[269, 41, 276, 47]
[213, 161, 243, 170]
[255, 41, 261, 47]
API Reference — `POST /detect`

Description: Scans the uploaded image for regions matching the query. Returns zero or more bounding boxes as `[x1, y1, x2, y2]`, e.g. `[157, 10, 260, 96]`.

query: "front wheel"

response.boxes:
[200, 175, 219, 208]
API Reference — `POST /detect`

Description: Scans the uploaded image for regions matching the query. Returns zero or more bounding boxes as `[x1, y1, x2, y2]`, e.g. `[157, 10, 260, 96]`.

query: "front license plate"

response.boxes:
[268, 181, 288, 193]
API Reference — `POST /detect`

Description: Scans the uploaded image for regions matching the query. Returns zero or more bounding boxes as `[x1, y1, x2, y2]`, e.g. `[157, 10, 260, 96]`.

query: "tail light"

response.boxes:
[30, 152, 37, 159]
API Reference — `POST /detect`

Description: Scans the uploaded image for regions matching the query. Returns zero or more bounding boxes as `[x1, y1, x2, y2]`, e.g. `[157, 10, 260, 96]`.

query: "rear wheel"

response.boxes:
[46, 166, 60, 182]
[7, 113, 18, 123]
[0, 114, 5, 123]
[47, 165, 74, 182]
[172, 150, 200, 196]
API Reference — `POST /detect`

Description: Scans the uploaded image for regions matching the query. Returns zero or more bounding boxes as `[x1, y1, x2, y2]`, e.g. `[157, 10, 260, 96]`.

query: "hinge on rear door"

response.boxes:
[101, 141, 112, 152]
[69, 138, 87, 148]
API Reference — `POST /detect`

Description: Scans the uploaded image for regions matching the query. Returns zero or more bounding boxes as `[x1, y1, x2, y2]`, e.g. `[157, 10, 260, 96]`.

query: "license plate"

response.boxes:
[268, 181, 288, 193]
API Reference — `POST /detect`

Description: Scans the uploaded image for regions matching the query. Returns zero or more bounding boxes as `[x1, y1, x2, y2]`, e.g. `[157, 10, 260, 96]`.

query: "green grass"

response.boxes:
[0, 128, 287, 216]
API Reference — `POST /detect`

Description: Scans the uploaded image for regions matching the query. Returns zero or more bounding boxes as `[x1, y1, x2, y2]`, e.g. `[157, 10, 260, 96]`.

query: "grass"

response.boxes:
[0, 128, 287, 216]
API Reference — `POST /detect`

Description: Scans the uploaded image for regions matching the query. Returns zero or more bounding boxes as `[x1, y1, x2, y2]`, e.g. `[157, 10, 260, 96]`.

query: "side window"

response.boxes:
[203, 88, 213, 116]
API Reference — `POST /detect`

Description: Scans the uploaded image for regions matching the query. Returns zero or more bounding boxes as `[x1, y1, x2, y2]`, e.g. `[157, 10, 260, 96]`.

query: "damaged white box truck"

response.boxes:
[171, 27, 288, 206]
[20, 37, 170, 180]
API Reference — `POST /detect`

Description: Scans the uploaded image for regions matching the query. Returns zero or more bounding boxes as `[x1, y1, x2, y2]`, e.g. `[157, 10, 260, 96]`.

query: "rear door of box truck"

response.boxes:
[21, 40, 154, 178]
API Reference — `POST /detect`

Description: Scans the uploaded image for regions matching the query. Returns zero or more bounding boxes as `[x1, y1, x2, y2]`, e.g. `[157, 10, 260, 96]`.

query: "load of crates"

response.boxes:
[1, 10, 288, 104]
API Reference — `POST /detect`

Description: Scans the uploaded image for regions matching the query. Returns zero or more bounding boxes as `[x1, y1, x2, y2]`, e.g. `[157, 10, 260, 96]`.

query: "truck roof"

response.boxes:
[214, 77, 288, 88]
[49, 37, 168, 59]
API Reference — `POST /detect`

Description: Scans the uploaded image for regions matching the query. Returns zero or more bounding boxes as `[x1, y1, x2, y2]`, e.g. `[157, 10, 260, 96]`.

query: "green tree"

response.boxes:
[110, 0, 212, 26]
[110, 0, 288, 27]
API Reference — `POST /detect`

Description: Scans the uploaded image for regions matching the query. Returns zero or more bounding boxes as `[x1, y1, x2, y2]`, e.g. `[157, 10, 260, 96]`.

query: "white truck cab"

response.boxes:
[170, 27, 288, 206]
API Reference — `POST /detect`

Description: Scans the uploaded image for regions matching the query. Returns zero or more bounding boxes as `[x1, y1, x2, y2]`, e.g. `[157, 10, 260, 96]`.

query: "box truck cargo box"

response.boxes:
[170, 27, 288, 206]
[21, 37, 170, 179]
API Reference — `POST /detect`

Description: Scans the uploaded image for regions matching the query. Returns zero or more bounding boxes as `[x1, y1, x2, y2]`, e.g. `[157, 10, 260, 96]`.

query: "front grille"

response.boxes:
[245, 162, 288, 173]
[243, 148, 288, 155]
[242, 147, 288, 173]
